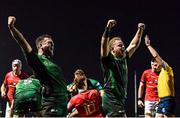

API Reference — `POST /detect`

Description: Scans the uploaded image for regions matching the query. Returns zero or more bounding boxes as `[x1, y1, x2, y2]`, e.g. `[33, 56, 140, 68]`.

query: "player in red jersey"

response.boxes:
[138, 42, 161, 118]
[1, 59, 28, 118]
[67, 75, 102, 117]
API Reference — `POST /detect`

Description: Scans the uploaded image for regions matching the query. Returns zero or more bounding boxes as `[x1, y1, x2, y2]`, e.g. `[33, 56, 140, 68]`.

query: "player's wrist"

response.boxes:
[138, 97, 143, 101]
[2, 91, 5, 94]
[103, 27, 110, 37]
[105, 26, 110, 31]
[8, 25, 15, 29]
[138, 26, 145, 30]
[146, 44, 150, 47]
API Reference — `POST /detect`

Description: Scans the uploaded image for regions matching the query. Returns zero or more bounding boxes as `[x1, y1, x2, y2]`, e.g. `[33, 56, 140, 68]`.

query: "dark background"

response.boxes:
[0, 0, 179, 116]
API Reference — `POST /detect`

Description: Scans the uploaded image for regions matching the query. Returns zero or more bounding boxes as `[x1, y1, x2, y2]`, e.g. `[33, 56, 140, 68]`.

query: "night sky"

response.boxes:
[0, 0, 180, 116]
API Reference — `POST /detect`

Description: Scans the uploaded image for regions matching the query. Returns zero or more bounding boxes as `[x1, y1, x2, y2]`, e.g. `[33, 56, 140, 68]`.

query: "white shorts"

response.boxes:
[5, 102, 11, 118]
[144, 100, 159, 116]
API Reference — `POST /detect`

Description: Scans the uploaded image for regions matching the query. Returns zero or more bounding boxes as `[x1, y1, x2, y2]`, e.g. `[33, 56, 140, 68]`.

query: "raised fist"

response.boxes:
[8, 16, 16, 28]
[145, 34, 151, 46]
[106, 19, 117, 29]
[138, 23, 145, 30]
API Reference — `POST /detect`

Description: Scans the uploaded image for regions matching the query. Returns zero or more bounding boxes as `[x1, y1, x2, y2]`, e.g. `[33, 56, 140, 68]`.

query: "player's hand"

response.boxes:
[138, 100, 144, 108]
[145, 34, 151, 47]
[8, 16, 16, 29]
[1, 91, 6, 99]
[106, 19, 116, 29]
[138, 23, 145, 30]
[67, 84, 77, 93]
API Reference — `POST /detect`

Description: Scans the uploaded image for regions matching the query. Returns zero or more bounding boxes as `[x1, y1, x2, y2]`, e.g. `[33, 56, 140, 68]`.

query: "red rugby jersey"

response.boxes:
[140, 69, 159, 101]
[3, 71, 28, 103]
[68, 89, 102, 117]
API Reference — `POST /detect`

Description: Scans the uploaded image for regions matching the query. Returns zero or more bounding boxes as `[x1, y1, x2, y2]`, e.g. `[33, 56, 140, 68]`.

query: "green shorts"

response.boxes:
[102, 90, 126, 117]
[13, 91, 41, 115]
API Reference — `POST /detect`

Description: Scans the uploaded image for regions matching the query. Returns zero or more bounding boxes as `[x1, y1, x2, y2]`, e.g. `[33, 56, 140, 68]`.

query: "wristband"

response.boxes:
[138, 97, 143, 101]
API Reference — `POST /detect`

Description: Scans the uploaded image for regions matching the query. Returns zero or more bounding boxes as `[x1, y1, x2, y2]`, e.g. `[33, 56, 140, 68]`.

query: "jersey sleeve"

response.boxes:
[95, 82, 103, 91]
[3, 73, 9, 86]
[25, 51, 49, 81]
[101, 53, 112, 68]
[25, 51, 43, 72]
[89, 79, 103, 91]
[164, 63, 174, 78]
[140, 71, 147, 83]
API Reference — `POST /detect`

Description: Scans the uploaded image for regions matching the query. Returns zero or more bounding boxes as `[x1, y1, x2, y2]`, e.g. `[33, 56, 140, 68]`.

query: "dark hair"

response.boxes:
[35, 34, 52, 49]
[74, 69, 85, 76]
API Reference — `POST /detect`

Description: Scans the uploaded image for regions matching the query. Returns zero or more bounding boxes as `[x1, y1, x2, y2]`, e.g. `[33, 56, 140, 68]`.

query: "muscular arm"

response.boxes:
[138, 82, 145, 99]
[8, 16, 32, 53]
[126, 23, 145, 58]
[101, 27, 110, 58]
[100, 19, 116, 58]
[145, 35, 164, 66]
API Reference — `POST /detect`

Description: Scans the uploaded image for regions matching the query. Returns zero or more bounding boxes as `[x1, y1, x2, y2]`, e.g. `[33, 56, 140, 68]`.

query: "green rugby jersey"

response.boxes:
[15, 76, 41, 98]
[26, 52, 68, 106]
[101, 52, 129, 103]
[87, 78, 103, 91]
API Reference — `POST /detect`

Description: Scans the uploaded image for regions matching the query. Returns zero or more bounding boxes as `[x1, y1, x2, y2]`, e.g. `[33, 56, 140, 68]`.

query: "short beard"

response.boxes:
[42, 47, 53, 58]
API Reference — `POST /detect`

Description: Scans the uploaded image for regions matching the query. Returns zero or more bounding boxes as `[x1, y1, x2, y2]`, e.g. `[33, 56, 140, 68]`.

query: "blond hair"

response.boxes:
[109, 36, 122, 51]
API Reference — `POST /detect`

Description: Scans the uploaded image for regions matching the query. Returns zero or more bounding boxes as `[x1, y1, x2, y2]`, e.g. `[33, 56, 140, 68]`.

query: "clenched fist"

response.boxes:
[145, 34, 151, 47]
[106, 19, 117, 29]
[138, 23, 145, 30]
[8, 16, 16, 29]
